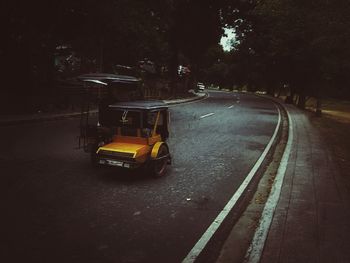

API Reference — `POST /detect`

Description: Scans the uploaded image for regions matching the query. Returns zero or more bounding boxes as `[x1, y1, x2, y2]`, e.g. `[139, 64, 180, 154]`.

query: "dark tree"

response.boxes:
[230, 0, 350, 108]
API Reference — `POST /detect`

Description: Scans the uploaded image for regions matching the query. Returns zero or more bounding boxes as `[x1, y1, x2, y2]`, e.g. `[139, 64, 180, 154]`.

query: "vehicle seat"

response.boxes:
[120, 127, 138, 136]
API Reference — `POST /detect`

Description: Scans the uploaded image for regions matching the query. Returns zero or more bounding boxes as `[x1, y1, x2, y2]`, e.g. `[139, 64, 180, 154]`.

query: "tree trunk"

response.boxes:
[285, 87, 295, 104]
[266, 82, 274, 96]
[189, 63, 198, 92]
[315, 98, 322, 116]
[99, 37, 104, 73]
[168, 41, 179, 96]
[297, 93, 306, 109]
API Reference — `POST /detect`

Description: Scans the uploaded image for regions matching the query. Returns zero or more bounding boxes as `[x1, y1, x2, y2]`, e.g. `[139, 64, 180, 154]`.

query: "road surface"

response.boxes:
[1, 91, 279, 262]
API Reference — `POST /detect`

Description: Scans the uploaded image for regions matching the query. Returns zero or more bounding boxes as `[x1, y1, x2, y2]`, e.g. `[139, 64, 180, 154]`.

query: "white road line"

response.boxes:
[228, 105, 234, 109]
[244, 108, 293, 263]
[199, 113, 215, 119]
[182, 105, 282, 263]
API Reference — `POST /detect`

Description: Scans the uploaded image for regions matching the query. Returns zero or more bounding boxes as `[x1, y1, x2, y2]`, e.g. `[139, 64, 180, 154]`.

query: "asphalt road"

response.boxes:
[0, 91, 279, 263]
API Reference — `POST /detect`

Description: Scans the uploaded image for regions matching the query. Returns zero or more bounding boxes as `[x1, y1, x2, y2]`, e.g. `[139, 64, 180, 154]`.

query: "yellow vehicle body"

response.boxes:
[96, 133, 163, 168]
[91, 101, 171, 176]
[77, 74, 171, 176]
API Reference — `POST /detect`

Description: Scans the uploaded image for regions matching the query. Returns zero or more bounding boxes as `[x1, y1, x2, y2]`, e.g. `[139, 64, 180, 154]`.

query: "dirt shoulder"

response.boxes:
[291, 97, 350, 185]
[309, 103, 350, 195]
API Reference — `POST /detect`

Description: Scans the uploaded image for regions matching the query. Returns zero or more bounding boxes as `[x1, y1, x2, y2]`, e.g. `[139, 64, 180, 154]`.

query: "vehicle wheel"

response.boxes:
[150, 144, 169, 177]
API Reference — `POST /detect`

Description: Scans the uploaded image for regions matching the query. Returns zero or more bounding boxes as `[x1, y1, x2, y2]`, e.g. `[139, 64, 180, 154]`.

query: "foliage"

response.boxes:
[232, 0, 350, 105]
[1, 0, 251, 113]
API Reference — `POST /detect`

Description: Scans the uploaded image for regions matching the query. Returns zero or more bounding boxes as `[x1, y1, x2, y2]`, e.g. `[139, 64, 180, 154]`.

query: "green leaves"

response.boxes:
[231, 0, 350, 98]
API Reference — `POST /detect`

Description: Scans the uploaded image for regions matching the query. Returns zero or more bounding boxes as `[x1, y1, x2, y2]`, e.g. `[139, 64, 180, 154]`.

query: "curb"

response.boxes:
[0, 111, 98, 127]
[184, 94, 284, 263]
[163, 92, 207, 105]
[216, 94, 291, 263]
[0, 93, 207, 127]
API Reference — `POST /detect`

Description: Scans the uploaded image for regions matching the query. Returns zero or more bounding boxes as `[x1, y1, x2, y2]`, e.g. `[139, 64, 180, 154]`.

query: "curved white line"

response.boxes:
[200, 113, 215, 119]
[245, 108, 293, 263]
[182, 105, 282, 263]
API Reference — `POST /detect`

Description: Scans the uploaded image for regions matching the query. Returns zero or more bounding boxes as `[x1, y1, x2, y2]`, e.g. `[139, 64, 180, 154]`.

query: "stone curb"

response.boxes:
[0, 112, 90, 127]
[163, 92, 207, 105]
[0, 93, 207, 126]
[215, 93, 289, 263]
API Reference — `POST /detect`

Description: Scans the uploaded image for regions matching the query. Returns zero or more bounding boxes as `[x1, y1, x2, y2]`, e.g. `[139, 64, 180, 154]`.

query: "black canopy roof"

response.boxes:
[108, 100, 168, 110]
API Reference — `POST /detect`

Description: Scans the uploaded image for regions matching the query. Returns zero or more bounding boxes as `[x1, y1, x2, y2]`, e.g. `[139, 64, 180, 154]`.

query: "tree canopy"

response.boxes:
[231, 0, 350, 104]
[0, 0, 240, 98]
[3, 0, 347, 112]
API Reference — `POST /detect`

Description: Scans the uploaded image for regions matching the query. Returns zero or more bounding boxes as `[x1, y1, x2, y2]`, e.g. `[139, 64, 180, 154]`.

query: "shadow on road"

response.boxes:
[95, 166, 162, 184]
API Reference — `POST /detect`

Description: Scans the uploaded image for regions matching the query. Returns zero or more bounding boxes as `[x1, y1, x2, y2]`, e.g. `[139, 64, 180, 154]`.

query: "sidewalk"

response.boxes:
[0, 92, 206, 126]
[216, 100, 350, 263]
[0, 109, 90, 126]
[257, 105, 350, 263]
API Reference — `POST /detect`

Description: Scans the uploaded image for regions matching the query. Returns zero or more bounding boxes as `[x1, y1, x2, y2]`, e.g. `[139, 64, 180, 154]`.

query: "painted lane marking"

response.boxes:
[199, 113, 215, 119]
[245, 108, 293, 263]
[228, 105, 234, 109]
[182, 105, 282, 263]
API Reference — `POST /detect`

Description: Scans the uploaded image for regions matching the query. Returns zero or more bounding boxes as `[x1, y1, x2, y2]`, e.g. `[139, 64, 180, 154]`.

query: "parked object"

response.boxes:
[78, 74, 171, 177]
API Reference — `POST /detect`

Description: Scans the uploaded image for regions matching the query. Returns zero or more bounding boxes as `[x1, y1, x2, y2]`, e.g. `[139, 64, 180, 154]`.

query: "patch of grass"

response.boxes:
[306, 97, 350, 123]
[297, 95, 350, 192]
[311, 114, 350, 188]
